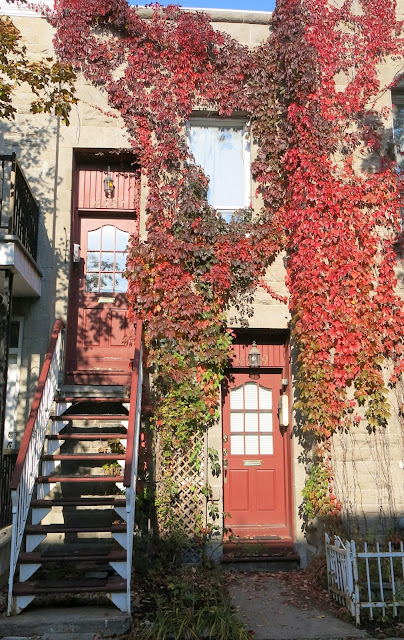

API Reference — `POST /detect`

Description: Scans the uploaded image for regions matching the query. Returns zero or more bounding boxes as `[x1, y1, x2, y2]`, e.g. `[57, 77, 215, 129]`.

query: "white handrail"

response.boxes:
[7, 320, 65, 615]
[125, 342, 143, 612]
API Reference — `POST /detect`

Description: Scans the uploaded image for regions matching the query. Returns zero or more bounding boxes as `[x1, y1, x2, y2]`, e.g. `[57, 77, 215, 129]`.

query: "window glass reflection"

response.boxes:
[101, 225, 115, 251]
[115, 253, 126, 271]
[100, 253, 114, 272]
[115, 273, 127, 292]
[86, 274, 99, 292]
[86, 225, 130, 293]
[87, 228, 101, 250]
[87, 252, 99, 272]
[116, 229, 129, 251]
[100, 273, 114, 292]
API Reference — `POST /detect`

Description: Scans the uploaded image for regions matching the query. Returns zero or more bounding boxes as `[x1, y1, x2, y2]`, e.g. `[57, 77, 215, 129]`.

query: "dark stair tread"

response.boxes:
[18, 550, 126, 563]
[13, 576, 126, 595]
[59, 397, 127, 403]
[36, 475, 124, 483]
[42, 454, 125, 461]
[50, 415, 129, 421]
[31, 497, 126, 507]
[25, 523, 126, 534]
[220, 553, 300, 563]
[46, 434, 128, 440]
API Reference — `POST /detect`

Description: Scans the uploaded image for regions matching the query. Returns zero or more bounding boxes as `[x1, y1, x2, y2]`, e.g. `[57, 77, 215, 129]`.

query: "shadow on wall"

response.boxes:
[0, 116, 70, 431]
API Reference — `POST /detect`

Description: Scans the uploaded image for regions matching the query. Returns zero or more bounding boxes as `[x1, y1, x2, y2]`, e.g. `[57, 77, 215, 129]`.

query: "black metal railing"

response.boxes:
[0, 153, 39, 261]
[0, 451, 17, 528]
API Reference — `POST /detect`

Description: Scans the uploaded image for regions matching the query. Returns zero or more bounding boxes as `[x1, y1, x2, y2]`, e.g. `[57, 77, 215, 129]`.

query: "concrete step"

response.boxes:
[221, 541, 300, 572]
[0, 605, 131, 638]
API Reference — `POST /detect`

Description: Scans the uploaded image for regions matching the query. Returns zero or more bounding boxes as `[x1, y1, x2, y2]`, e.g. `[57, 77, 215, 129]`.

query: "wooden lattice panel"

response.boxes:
[156, 432, 205, 538]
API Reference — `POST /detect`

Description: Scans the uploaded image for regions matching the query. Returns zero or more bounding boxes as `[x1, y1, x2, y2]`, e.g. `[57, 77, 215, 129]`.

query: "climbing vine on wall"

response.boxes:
[250, 0, 404, 518]
[49, 0, 404, 524]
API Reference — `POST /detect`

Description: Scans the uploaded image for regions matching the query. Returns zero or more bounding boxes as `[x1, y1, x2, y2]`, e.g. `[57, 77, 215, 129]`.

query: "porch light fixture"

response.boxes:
[104, 167, 114, 198]
[248, 341, 260, 369]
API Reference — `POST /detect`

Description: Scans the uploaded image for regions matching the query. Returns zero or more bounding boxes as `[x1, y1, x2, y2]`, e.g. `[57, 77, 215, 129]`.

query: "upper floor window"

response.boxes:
[188, 119, 250, 223]
[392, 94, 404, 168]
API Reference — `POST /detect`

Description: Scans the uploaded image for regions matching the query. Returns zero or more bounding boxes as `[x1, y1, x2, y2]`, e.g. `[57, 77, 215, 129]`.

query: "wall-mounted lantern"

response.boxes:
[248, 341, 260, 369]
[104, 167, 114, 198]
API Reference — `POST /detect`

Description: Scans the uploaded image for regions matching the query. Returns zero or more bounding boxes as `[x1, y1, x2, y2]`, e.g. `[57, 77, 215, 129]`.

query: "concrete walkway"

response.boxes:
[228, 573, 368, 640]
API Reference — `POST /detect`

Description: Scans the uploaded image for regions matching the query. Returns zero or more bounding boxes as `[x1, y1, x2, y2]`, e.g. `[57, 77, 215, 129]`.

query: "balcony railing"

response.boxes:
[0, 153, 39, 261]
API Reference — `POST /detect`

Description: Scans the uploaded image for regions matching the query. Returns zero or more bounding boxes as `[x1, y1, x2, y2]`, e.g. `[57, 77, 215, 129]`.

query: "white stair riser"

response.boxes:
[12, 594, 35, 615]
[26, 534, 46, 552]
[109, 561, 128, 579]
[19, 563, 41, 582]
[108, 591, 129, 613]
[31, 507, 51, 525]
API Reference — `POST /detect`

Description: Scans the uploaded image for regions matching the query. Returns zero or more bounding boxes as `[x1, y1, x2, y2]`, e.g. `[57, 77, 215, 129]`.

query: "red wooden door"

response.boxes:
[223, 372, 292, 539]
[67, 216, 137, 385]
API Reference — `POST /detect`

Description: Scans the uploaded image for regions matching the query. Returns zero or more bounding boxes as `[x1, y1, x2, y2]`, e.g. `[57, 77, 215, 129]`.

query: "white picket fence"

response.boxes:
[325, 533, 404, 624]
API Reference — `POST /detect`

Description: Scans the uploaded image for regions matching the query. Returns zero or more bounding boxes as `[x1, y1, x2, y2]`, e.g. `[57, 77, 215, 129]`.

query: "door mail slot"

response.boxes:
[97, 297, 115, 304]
[243, 460, 262, 466]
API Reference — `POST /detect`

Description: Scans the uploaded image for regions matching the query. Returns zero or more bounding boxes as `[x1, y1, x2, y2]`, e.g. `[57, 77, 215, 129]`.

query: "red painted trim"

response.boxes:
[10, 319, 65, 491]
[283, 336, 294, 541]
[123, 319, 143, 487]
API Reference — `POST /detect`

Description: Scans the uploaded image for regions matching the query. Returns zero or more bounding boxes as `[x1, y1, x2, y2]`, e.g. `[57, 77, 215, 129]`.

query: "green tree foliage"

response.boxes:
[0, 12, 76, 123]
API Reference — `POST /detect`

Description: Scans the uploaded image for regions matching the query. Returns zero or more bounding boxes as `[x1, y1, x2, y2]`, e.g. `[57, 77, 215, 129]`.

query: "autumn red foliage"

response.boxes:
[50, 0, 404, 520]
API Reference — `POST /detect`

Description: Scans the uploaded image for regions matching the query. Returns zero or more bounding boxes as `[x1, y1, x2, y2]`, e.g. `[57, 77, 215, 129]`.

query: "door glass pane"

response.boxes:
[86, 274, 99, 292]
[230, 412, 243, 432]
[116, 229, 129, 251]
[87, 252, 99, 271]
[230, 386, 243, 410]
[100, 273, 113, 291]
[259, 387, 272, 410]
[260, 412, 273, 432]
[231, 434, 244, 455]
[244, 383, 258, 410]
[100, 253, 114, 272]
[245, 435, 259, 455]
[260, 435, 273, 455]
[101, 225, 115, 250]
[115, 273, 127, 293]
[87, 228, 101, 250]
[245, 412, 258, 432]
[115, 253, 127, 271]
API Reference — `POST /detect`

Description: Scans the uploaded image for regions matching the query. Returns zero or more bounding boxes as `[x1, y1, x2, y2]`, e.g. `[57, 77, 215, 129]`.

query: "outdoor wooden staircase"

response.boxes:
[7, 320, 143, 616]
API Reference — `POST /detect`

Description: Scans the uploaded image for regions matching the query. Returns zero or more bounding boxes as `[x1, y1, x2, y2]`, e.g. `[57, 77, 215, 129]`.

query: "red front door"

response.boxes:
[223, 372, 292, 539]
[66, 216, 138, 385]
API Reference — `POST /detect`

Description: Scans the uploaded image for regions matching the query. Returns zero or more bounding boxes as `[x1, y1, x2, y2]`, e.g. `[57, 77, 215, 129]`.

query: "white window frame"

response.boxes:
[187, 117, 251, 221]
